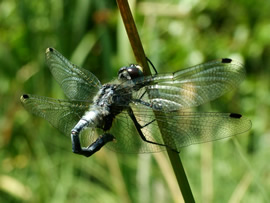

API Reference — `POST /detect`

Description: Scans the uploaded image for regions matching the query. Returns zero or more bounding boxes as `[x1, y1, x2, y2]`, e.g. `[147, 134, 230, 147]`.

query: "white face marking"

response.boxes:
[136, 65, 143, 72]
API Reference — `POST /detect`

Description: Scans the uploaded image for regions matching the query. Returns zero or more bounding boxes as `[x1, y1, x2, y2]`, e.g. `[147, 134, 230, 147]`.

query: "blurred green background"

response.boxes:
[1, 0, 270, 202]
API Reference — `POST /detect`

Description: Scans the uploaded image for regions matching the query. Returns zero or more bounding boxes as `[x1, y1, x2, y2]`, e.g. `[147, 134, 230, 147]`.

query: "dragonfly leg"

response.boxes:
[127, 107, 172, 149]
[139, 91, 147, 100]
[140, 119, 156, 128]
[71, 119, 115, 157]
[133, 99, 152, 108]
[133, 98, 163, 111]
[137, 57, 157, 102]
[146, 57, 158, 75]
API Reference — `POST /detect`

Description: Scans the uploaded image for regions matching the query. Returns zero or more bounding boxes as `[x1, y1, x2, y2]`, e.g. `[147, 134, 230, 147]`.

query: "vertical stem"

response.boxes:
[116, 0, 195, 202]
[116, 0, 150, 76]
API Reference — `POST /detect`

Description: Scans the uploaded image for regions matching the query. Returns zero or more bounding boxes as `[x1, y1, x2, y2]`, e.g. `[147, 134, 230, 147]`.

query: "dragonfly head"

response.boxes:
[118, 64, 144, 81]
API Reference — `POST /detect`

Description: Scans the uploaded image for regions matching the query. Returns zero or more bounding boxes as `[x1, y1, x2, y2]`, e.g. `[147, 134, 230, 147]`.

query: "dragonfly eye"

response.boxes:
[127, 65, 143, 79]
[118, 65, 143, 81]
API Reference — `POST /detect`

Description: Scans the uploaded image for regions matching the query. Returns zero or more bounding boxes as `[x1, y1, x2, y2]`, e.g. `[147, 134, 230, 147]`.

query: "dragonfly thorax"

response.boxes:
[93, 84, 116, 107]
[88, 83, 132, 131]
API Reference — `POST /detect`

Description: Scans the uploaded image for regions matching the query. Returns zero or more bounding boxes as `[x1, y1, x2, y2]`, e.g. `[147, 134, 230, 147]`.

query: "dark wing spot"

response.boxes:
[229, 113, 242, 118]
[22, 94, 29, 99]
[46, 47, 54, 53]
[222, 58, 232, 63]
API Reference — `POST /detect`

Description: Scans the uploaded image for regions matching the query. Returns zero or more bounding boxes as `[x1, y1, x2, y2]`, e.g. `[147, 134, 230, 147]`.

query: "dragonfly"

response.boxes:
[20, 48, 251, 157]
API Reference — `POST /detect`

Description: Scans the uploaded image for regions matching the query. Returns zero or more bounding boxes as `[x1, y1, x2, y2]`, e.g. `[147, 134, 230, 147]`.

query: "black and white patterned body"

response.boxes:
[20, 48, 252, 157]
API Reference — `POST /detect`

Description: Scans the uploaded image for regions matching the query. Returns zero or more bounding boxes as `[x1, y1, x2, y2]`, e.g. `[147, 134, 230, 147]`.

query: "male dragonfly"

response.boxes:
[20, 48, 251, 157]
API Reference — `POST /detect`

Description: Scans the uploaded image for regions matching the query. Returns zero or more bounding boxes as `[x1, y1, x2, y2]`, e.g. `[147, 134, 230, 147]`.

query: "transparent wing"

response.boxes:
[20, 94, 90, 136]
[105, 105, 251, 153]
[46, 48, 102, 101]
[105, 108, 164, 153]
[125, 58, 246, 111]
[20, 95, 252, 153]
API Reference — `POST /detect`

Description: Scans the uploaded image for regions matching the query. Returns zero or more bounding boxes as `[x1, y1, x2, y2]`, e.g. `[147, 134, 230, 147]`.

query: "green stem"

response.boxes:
[116, 0, 195, 202]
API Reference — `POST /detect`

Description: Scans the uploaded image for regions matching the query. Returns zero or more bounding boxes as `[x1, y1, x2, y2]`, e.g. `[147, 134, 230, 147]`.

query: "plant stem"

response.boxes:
[116, 0, 150, 76]
[116, 0, 195, 202]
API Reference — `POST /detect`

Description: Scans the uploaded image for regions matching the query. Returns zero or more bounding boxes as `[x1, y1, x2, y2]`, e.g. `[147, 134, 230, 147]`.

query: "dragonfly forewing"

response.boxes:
[46, 48, 102, 101]
[128, 58, 246, 111]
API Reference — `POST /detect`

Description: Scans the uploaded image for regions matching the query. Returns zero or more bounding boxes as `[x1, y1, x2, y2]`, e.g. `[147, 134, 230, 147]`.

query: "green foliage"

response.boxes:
[0, 0, 270, 202]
